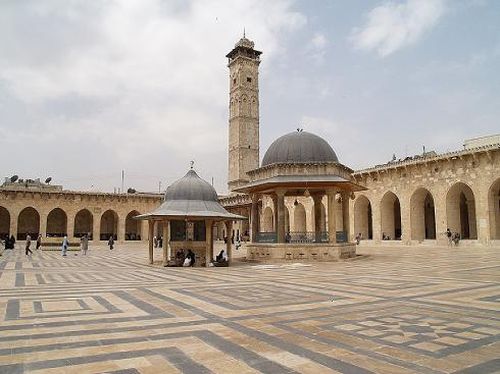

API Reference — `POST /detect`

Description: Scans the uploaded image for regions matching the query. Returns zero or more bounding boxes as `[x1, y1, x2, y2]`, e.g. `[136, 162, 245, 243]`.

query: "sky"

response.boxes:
[1, 0, 499, 194]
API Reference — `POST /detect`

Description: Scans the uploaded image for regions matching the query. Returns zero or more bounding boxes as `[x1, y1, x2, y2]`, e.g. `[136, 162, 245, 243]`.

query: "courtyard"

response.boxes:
[0, 243, 499, 373]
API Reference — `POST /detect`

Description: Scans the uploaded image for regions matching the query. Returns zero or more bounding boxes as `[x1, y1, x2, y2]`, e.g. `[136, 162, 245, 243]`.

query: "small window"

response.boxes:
[246, 77, 252, 83]
[233, 78, 236, 84]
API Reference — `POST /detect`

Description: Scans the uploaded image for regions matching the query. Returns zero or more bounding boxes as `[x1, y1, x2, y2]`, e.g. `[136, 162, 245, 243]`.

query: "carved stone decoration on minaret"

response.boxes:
[226, 35, 261, 192]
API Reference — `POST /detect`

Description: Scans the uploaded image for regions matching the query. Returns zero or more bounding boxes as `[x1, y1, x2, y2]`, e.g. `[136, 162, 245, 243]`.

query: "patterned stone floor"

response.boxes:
[0, 243, 499, 373]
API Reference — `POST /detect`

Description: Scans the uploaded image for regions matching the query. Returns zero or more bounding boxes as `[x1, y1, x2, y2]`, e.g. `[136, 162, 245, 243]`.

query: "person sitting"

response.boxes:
[175, 249, 185, 266]
[185, 249, 195, 267]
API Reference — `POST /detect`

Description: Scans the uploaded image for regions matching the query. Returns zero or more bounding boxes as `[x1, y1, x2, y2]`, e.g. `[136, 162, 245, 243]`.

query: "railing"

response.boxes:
[255, 231, 348, 244]
[255, 232, 277, 243]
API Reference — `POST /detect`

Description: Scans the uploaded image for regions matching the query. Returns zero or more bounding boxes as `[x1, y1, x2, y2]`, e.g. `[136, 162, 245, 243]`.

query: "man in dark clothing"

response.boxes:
[186, 249, 195, 267]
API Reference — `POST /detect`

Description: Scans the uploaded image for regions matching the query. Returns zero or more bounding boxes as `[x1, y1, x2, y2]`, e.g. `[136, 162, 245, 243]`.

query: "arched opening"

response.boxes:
[410, 188, 436, 241]
[125, 210, 141, 240]
[354, 195, 373, 240]
[0, 206, 10, 238]
[380, 192, 401, 240]
[262, 207, 274, 232]
[446, 182, 477, 239]
[74, 209, 93, 238]
[100, 210, 118, 240]
[293, 203, 306, 232]
[46, 208, 67, 237]
[17, 207, 40, 240]
[489, 178, 500, 240]
[284, 206, 290, 233]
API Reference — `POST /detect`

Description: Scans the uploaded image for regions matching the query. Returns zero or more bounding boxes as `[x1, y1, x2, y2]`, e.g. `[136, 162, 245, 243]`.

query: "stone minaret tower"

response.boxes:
[226, 34, 261, 192]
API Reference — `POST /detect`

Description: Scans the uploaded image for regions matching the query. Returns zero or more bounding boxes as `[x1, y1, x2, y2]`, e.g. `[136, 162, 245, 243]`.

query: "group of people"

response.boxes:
[446, 228, 461, 246]
[153, 236, 163, 248]
[174, 248, 196, 267]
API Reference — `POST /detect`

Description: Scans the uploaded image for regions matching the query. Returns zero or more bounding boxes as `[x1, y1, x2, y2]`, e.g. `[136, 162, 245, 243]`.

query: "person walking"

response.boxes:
[36, 234, 42, 250]
[81, 233, 89, 255]
[446, 228, 452, 246]
[108, 235, 114, 250]
[25, 234, 33, 256]
[61, 235, 69, 256]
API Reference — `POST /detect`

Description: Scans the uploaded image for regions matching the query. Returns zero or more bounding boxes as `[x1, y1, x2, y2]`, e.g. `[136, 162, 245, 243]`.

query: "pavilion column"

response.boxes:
[312, 193, 323, 242]
[226, 220, 233, 265]
[148, 220, 154, 264]
[342, 191, 350, 242]
[250, 194, 259, 243]
[162, 220, 169, 266]
[327, 189, 337, 244]
[276, 189, 286, 243]
[205, 219, 213, 267]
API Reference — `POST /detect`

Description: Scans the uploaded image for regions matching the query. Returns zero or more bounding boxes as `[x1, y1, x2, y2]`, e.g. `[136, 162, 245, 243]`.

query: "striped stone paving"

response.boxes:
[0, 244, 499, 373]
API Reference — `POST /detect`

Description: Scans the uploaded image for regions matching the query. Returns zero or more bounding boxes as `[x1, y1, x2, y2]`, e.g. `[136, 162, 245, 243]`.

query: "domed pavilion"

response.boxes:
[234, 129, 366, 261]
[136, 168, 246, 266]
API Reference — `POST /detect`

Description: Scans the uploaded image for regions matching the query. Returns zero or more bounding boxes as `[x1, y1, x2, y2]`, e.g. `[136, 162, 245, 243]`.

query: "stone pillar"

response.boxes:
[400, 196, 411, 245]
[67, 214, 75, 239]
[327, 189, 337, 244]
[162, 220, 169, 266]
[312, 193, 323, 242]
[251, 194, 259, 243]
[39, 211, 47, 238]
[92, 213, 100, 242]
[118, 213, 126, 242]
[226, 220, 233, 265]
[276, 189, 286, 243]
[9, 210, 18, 240]
[434, 187, 448, 245]
[342, 191, 350, 242]
[205, 219, 213, 267]
[148, 220, 154, 265]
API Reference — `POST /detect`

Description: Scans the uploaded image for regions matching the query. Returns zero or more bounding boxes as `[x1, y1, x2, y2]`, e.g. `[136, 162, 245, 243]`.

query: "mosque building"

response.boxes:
[0, 35, 499, 254]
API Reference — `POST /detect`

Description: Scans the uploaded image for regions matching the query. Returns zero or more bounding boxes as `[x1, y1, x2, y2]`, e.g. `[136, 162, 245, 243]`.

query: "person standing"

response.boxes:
[81, 233, 89, 255]
[61, 235, 69, 256]
[446, 228, 452, 246]
[25, 234, 33, 256]
[36, 234, 42, 250]
[108, 235, 114, 250]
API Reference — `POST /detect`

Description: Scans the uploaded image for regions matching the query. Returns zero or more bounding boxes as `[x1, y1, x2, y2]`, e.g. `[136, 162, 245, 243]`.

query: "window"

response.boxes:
[233, 78, 236, 84]
[193, 221, 206, 241]
[246, 77, 252, 83]
[170, 220, 186, 241]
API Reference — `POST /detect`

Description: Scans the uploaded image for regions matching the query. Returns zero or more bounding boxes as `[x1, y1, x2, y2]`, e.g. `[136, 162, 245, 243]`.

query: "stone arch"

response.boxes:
[293, 203, 307, 232]
[262, 206, 274, 232]
[74, 209, 93, 238]
[125, 210, 142, 240]
[446, 182, 477, 239]
[354, 195, 373, 239]
[100, 209, 118, 240]
[46, 208, 68, 237]
[17, 207, 40, 240]
[0, 206, 10, 238]
[489, 178, 500, 240]
[410, 188, 436, 241]
[380, 191, 402, 240]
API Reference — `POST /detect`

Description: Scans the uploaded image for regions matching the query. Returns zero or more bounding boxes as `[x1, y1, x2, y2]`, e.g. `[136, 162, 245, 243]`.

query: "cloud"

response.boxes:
[0, 0, 306, 193]
[350, 0, 446, 57]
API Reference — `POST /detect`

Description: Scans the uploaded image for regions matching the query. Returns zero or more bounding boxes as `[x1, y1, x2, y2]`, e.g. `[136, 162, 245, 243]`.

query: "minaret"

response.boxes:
[226, 34, 261, 192]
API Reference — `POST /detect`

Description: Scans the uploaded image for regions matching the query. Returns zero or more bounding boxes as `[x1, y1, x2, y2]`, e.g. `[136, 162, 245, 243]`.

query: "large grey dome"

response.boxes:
[262, 130, 339, 167]
[165, 170, 218, 202]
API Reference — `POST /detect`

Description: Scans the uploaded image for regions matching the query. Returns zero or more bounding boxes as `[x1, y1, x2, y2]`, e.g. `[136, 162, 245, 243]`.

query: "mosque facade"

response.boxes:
[0, 36, 499, 248]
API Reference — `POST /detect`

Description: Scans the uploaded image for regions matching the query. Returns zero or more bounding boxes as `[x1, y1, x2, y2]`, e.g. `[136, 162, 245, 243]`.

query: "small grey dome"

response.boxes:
[165, 170, 218, 202]
[262, 130, 339, 167]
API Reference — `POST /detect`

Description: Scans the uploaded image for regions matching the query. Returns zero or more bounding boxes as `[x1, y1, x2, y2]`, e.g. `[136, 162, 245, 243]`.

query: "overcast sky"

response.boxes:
[1, 0, 499, 194]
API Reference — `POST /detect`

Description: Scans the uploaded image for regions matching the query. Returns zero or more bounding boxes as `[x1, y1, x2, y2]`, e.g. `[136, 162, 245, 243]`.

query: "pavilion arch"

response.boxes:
[0, 206, 10, 238]
[446, 182, 477, 239]
[293, 203, 307, 232]
[488, 178, 500, 240]
[46, 208, 67, 237]
[354, 195, 373, 240]
[125, 210, 142, 240]
[262, 206, 274, 232]
[17, 207, 40, 240]
[100, 209, 118, 240]
[410, 188, 436, 241]
[74, 209, 93, 238]
[380, 191, 402, 240]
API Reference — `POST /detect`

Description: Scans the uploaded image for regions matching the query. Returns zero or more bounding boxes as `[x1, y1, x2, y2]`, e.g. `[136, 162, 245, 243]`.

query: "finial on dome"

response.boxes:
[243, 27, 245, 38]
[190, 160, 194, 170]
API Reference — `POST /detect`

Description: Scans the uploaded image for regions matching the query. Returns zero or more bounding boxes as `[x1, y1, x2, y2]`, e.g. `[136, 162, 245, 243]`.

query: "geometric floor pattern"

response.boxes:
[0, 243, 499, 373]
